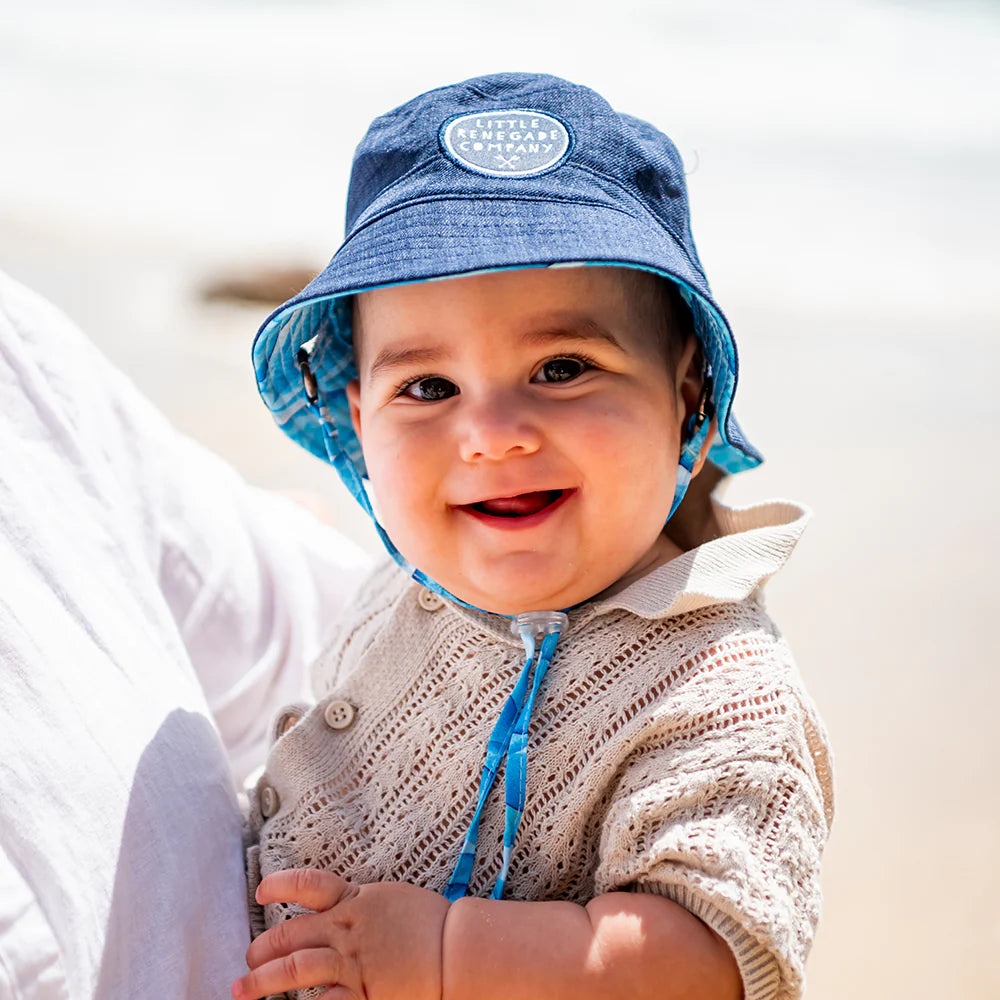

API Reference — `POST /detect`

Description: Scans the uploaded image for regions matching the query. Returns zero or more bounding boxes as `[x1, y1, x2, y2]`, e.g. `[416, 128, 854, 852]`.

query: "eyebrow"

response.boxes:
[366, 319, 624, 384]
[367, 346, 445, 384]
[520, 319, 623, 352]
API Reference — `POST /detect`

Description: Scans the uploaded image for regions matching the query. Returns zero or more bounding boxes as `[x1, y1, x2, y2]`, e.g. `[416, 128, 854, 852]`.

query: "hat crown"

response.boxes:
[345, 72, 699, 274]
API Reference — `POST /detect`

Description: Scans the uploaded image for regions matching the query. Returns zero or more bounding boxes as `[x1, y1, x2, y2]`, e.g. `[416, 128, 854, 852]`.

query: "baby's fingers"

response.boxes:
[246, 912, 333, 970]
[256, 868, 356, 910]
[232, 947, 345, 999]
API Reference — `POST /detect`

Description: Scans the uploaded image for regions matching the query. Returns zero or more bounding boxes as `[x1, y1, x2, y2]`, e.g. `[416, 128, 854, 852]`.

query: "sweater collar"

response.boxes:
[584, 497, 809, 622]
[448, 498, 810, 642]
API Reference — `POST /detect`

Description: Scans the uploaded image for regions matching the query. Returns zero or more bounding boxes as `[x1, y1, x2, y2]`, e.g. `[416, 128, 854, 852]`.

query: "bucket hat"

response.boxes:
[253, 71, 763, 599]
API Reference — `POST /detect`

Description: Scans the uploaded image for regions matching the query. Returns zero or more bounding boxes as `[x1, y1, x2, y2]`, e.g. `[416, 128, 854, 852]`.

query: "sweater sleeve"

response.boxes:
[593, 623, 833, 1000]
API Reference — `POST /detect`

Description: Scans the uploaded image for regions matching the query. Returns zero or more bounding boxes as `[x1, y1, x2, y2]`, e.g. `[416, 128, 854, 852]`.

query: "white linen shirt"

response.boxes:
[0, 271, 371, 999]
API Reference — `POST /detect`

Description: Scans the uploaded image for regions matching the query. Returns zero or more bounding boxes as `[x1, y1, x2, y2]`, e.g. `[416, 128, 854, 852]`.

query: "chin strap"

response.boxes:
[298, 342, 403, 559]
[444, 611, 568, 901]
[666, 367, 715, 521]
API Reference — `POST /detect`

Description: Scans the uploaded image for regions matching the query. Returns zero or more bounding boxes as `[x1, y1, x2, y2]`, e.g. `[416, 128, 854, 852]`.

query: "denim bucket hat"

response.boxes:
[253, 71, 763, 596]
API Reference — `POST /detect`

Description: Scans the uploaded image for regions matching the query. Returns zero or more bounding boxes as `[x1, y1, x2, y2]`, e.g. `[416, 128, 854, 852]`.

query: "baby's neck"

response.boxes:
[597, 500, 723, 602]
[595, 533, 687, 602]
[664, 496, 723, 552]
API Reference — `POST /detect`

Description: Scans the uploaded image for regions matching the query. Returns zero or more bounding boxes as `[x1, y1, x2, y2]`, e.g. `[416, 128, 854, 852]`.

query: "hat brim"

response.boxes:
[253, 195, 762, 488]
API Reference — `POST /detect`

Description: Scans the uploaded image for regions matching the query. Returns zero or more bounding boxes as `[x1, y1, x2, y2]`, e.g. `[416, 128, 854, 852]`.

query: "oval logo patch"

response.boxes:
[441, 109, 572, 177]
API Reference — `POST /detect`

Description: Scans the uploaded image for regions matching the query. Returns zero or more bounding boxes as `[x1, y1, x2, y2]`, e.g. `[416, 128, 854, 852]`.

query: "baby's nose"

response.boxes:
[458, 399, 542, 462]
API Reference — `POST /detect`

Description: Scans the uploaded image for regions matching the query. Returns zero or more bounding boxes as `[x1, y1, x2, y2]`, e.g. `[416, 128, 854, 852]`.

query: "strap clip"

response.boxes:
[297, 338, 319, 406]
[692, 369, 714, 433]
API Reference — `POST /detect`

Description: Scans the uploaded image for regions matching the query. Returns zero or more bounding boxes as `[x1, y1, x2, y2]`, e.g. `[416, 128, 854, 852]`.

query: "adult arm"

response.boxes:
[0, 270, 367, 999]
[1, 270, 370, 778]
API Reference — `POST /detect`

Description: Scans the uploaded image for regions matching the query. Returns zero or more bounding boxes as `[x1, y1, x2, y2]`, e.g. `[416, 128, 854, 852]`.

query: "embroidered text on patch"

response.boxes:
[441, 109, 572, 177]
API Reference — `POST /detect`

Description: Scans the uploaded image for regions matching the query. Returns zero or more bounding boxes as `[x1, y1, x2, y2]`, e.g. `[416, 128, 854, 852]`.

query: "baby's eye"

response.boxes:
[532, 357, 590, 383]
[401, 376, 458, 401]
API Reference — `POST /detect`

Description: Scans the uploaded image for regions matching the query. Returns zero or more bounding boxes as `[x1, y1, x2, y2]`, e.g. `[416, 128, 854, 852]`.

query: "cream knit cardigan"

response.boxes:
[246, 499, 834, 1000]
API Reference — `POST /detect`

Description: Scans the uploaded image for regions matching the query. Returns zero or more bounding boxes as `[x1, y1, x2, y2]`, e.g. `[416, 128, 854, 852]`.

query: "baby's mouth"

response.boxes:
[466, 490, 566, 518]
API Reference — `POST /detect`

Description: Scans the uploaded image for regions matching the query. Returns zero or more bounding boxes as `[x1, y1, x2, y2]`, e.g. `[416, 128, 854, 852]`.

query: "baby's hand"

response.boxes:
[232, 868, 450, 1000]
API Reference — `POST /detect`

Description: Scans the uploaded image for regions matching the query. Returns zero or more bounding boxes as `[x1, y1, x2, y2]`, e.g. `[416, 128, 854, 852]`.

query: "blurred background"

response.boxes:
[2, 0, 998, 996]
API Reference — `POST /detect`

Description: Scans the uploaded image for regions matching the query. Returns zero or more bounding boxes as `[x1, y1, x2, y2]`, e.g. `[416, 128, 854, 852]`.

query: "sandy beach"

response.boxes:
[2, 1, 998, 996]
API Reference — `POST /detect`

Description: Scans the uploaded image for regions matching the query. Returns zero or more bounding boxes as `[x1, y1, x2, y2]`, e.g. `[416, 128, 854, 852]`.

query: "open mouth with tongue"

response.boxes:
[459, 489, 572, 526]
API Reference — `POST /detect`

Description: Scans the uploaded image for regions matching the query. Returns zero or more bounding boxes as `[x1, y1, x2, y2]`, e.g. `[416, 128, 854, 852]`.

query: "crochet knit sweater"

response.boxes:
[245, 499, 834, 1000]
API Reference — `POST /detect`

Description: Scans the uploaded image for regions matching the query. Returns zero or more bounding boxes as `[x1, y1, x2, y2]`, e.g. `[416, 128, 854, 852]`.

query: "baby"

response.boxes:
[236, 72, 833, 1000]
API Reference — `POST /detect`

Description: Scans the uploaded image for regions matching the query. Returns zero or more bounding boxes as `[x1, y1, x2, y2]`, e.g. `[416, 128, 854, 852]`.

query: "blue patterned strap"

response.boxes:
[491, 630, 560, 899]
[443, 631, 538, 902]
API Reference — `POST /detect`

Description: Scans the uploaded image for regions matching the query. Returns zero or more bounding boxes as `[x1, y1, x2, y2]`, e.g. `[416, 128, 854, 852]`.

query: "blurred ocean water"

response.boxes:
[2, 0, 997, 311]
[1, 2, 998, 997]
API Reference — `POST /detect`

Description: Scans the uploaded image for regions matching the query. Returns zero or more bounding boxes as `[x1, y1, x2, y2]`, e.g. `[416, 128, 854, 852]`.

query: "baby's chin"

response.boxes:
[427, 537, 681, 615]
[438, 571, 621, 617]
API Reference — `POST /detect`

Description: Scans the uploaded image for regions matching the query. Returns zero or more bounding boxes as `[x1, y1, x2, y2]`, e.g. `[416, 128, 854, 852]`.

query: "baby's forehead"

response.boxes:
[351, 265, 676, 363]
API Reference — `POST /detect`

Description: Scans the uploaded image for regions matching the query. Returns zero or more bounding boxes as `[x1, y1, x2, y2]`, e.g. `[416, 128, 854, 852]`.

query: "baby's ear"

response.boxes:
[345, 379, 363, 444]
[674, 334, 703, 416]
[691, 416, 718, 478]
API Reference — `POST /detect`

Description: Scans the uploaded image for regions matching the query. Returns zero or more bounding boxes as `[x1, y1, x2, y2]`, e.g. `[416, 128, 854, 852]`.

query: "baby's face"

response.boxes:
[347, 266, 699, 614]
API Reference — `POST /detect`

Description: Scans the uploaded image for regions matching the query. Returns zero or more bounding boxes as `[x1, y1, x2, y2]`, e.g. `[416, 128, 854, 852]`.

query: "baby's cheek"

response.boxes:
[371, 485, 445, 574]
[577, 410, 675, 478]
